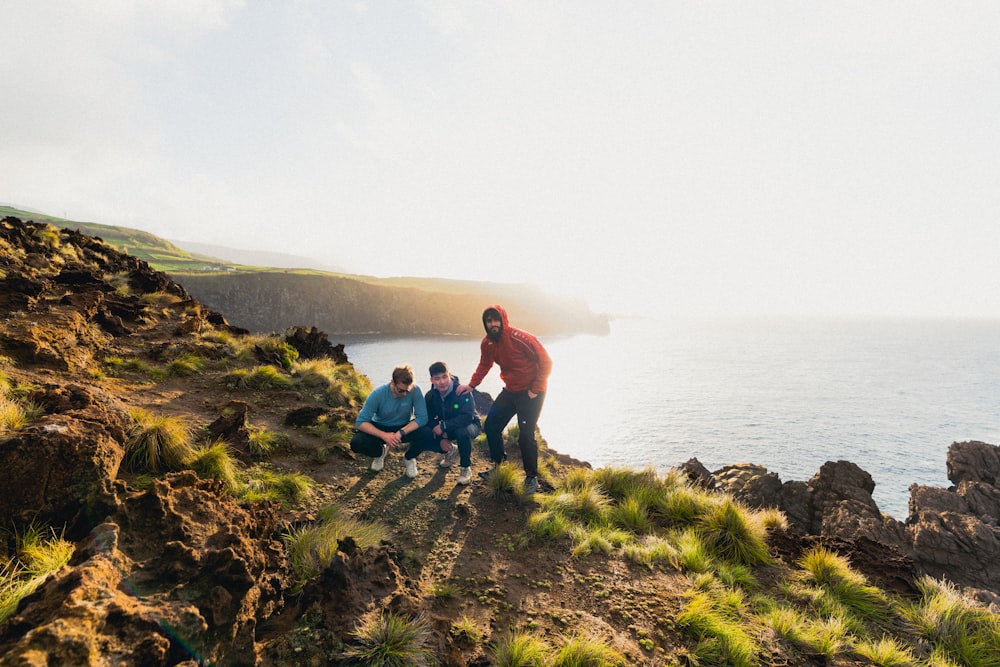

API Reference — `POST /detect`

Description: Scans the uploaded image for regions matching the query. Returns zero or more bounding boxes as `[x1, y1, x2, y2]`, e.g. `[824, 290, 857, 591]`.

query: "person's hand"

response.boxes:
[440, 439, 453, 452]
[385, 430, 402, 448]
[433, 424, 443, 437]
[528, 391, 538, 399]
[456, 384, 472, 395]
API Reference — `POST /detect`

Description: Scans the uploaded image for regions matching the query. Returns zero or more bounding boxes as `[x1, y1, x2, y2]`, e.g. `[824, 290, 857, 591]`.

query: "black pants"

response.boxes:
[350, 424, 434, 460]
[484, 389, 545, 477]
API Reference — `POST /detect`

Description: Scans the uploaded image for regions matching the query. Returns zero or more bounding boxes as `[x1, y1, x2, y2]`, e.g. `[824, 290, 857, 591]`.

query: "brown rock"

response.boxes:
[0, 408, 128, 537]
[947, 440, 1000, 486]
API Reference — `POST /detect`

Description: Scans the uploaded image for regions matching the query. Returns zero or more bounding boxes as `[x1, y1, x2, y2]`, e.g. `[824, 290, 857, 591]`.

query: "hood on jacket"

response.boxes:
[482, 304, 508, 342]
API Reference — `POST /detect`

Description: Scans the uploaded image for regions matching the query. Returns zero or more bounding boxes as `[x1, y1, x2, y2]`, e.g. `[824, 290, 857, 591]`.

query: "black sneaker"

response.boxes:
[523, 476, 539, 494]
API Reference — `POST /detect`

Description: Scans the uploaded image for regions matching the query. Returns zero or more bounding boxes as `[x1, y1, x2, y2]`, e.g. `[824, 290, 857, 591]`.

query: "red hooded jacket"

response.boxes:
[468, 304, 552, 395]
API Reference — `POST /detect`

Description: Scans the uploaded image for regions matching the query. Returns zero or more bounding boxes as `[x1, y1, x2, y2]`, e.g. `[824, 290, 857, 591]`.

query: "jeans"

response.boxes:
[484, 389, 545, 477]
[432, 421, 481, 468]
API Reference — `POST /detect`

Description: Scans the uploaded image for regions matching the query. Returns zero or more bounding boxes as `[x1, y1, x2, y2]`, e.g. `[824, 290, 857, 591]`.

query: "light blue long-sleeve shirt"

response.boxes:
[354, 383, 428, 429]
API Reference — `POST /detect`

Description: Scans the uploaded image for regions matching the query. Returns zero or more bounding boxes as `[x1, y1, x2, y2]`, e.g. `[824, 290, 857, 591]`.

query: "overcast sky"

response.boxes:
[3, 1, 999, 318]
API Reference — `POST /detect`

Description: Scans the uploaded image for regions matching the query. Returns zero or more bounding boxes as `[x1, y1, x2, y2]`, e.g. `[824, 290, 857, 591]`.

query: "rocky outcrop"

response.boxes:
[0, 473, 290, 666]
[702, 440, 1000, 600]
[0, 384, 129, 537]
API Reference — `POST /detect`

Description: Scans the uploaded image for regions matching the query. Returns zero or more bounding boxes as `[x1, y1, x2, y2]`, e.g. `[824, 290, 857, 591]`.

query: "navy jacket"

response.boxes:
[425, 375, 479, 437]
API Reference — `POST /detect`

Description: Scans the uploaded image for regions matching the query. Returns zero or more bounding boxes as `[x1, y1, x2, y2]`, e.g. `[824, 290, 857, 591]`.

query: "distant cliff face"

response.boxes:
[177, 272, 610, 336]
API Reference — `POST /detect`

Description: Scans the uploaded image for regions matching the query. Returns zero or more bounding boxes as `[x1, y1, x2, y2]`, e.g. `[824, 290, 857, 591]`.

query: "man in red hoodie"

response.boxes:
[456, 305, 552, 494]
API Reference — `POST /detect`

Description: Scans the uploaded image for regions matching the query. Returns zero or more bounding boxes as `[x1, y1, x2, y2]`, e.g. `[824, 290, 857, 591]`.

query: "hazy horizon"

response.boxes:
[3, 2, 999, 319]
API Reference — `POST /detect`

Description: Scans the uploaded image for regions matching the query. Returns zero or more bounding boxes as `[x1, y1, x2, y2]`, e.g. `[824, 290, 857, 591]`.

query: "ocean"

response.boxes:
[335, 317, 1000, 519]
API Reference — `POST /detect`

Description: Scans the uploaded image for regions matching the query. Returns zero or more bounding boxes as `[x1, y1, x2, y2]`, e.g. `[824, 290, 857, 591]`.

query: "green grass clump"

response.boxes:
[797, 547, 890, 624]
[674, 527, 714, 573]
[124, 408, 194, 473]
[0, 394, 45, 435]
[224, 365, 294, 391]
[240, 467, 314, 505]
[762, 603, 811, 647]
[699, 498, 772, 567]
[341, 611, 434, 666]
[235, 334, 299, 370]
[853, 635, 916, 666]
[448, 614, 483, 644]
[291, 358, 371, 408]
[0, 397, 29, 433]
[165, 353, 205, 377]
[904, 576, 1000, 667]
[0, 524, 74, 624]
[551, 634, 626, 666]
[188, 440, 239, 491]
[104, 355, 165, 380]
[485, 461, 523, 498]
[247, 427, 286, 458]
[283, 505, 387, 589]
[491, 630, 548, 667]
[803, 615, 850, 660]
[677, 589, 763, 667]
[539, 483, 612, 525]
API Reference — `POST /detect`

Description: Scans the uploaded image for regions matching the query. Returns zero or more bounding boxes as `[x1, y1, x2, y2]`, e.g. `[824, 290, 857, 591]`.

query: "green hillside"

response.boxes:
[1, 205, 609, 336]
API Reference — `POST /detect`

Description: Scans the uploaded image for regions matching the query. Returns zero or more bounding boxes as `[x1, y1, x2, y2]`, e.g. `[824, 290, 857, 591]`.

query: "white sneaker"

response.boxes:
[457, 467, 472, 485]
[405, 458, 418, 478]
[370, 444, 388, 472]
[439, 446, 459, 468]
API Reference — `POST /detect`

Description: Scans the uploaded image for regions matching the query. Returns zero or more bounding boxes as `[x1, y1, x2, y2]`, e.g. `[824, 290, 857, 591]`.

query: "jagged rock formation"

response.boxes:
[690, 440, 1000, 604]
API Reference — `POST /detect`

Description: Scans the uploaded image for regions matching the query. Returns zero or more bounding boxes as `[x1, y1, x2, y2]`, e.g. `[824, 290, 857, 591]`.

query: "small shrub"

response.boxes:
[541, 484, 612, 526]
[486, 462, 522, 497]
[431, 580, 461, 598]
[0, 397, 28, 433]
[449, 614, 483, 643]
[675, 527, 713, 573]
[247, 427, 286, 458]
[342, 611, 435, 666]
[241, 468, 314, 505]
[853, 636, 917, 667]
[528, 509, 572, 541]
[225, 365, 293, 391]
[653, 483, 716, 527]
[798, 547, 890, 623]
[677, 590, 762, 667]
[551, 634, 626, 666]
[141, 291, 184, 307]
[283, 505, 387, 588]
[608, 495, 652, 534]
[717, 563, 759, 591]
[491, 630, 548, 667]
[803, 616, 849, 659]
[188, 440, 239, 491]
[0, 524, 74, 624]
[905, 576, 1000, 667]
[32, 224, 61, 249]
[125, 408, 194, 473]
[166, 353, 205, 377]
[622, 534, 679, 566]
[763, 604, 810, 646]
[698, 498, 771, 566]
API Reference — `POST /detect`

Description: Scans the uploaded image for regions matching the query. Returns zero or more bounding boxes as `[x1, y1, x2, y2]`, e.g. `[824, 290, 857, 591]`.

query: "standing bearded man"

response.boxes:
[457, 305, 552, 494]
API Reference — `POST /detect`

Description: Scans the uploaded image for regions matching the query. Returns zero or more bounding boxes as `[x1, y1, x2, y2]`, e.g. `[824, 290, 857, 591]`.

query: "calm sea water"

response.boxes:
[336, 317, 1000, 519]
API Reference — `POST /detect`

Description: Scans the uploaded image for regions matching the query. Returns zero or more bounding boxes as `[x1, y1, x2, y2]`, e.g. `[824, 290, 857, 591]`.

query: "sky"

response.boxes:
[3, 1, 1000, 319]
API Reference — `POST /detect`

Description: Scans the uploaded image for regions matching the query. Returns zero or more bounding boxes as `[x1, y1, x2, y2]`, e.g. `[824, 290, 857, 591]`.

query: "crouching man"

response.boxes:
[350, 364, 433, 478]
[425, 361, 481, 485]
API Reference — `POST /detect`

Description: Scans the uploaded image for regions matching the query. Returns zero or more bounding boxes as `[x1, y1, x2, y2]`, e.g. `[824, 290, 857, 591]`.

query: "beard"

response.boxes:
[486, 325, 502, 341]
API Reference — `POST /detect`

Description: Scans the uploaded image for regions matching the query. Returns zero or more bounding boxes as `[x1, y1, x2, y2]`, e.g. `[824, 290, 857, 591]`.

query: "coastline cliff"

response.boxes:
[1, 216, 997, 666]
